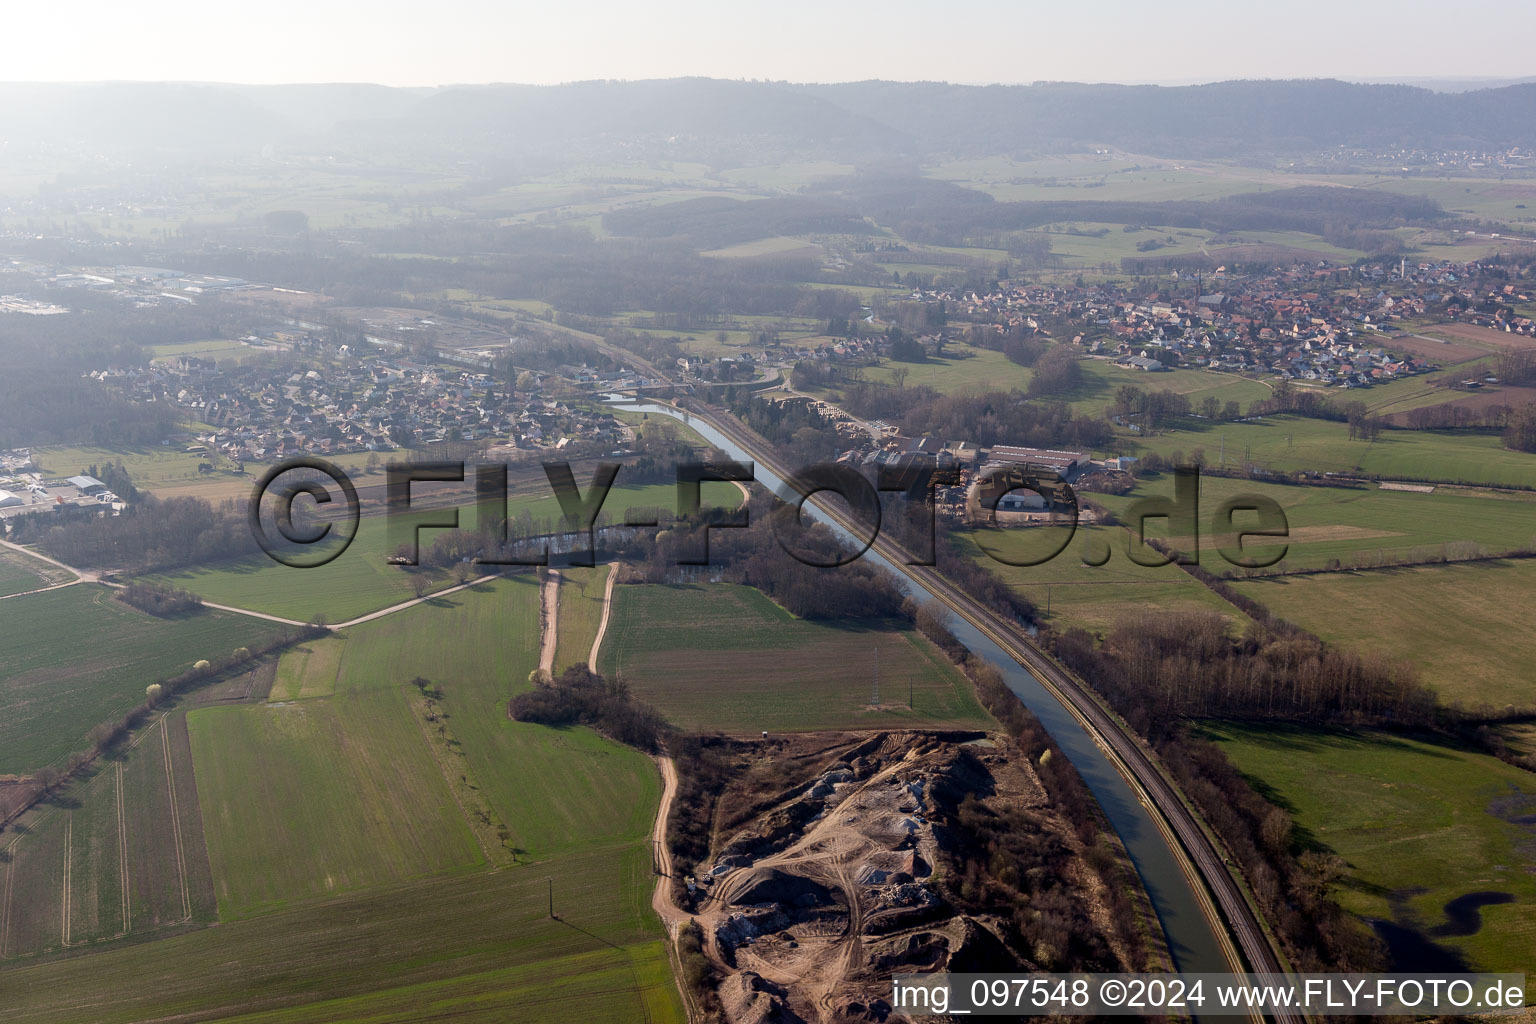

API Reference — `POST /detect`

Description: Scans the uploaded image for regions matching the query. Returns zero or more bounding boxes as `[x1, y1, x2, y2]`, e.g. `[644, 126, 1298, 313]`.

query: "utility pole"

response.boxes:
[872, 647, 880, 707]
[548, 877, 555, 919]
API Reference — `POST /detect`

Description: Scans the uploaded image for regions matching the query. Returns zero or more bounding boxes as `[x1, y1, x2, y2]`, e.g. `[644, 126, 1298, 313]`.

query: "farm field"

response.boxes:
[188, 687, 485, 918]
[1, 575, 679, 1020]
[930, 156, 1280, 205]
[143, 513, 452, 624]
[1067, 359, 1271, 417]
[597, 583, 995, 733]
[29, 443, 229, 496]
[1232, 560, 1536, 710]
[27, 443, 381, 504]
[1203, 724, 1536, 987]
[145, 478, 741, 624]
[501, 477, 744, 533]
[842, 345, 1270, 415]
[0, 843, 681, 1024]
[149, 339, 266, 365]
[0, 547, 68, 597]
[701, 235, 822, 259]
[266, 577, 661, 861]
[553, 565, 612, 671]
[0, 585, 289, 774]
[1092, 473, 1536, 573]
[950, 525, 1242, 635]
[0, 713, 217, 958]
[855, 346, 1027, 393]
[1122, 414, 1536, 488]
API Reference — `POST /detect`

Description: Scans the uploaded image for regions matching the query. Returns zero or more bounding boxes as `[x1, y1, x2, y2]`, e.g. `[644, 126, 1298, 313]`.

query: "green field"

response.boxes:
[264, 577, 661, 861]
[847, 346, 1271, 415]
[1204, 724, 1536, 985]
[150, 339, 263, 364]
[1233, 561, 1536, 710]
[144, 514, 454, 624]
[0, 585, 289, 774]
[0, 843, 680, 1023]
[0, 713, 218, 957]
[1093, 473, 1536, 573]
[951, 525, 1242, 635]
[188, 687, 486, 918]
[2, 573, 680, 1020]
[856, 346, 1027, 393]
[0, 547, 68, 597]
[1123, 414, 1536, 488]
[1067, 359, 1273, 418]
[146, 479, 739, 624]
[597, 583, 994, 733]
[29, 443, 239, 496]
[701, 235, 822, 259]
[554, 565, 612, 672]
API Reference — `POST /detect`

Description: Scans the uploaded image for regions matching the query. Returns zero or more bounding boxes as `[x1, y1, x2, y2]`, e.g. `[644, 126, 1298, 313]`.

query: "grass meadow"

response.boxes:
[597, 583, 994, 733]
[554, 565, 612, 672]
[846, 347, 1271, 417]
[1203, 724, 1536, 988]
[951, 525, 1241, 635]
[1233, 560, 1536, 710]
[144, 478, 740, 623]
[1092, 474, 1536, 573]
[1124, 414, 1536, 488]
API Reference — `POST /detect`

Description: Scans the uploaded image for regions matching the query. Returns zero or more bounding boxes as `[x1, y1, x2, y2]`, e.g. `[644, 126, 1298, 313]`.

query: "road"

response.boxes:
[587, 564, 619, 667]
[672, 400, 1302, 1022]
[538, 570, 560, 673]
[648, 755, 702, 1023]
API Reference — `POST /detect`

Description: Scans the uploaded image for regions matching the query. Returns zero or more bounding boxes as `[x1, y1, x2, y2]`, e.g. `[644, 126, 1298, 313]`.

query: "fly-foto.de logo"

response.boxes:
[248, 460, 1289, 571]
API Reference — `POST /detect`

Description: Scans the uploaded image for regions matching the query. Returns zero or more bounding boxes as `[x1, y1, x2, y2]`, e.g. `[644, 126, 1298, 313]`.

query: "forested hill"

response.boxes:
[4, 77, 1536, 161]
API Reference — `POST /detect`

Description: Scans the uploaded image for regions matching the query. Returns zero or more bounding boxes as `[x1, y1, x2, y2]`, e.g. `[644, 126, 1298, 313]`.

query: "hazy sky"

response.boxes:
[7, 0, 1533, 87]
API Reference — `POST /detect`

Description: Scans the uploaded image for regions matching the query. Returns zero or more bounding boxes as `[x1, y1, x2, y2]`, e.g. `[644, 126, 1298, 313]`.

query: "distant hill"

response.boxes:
[4, 77, 1536, 163]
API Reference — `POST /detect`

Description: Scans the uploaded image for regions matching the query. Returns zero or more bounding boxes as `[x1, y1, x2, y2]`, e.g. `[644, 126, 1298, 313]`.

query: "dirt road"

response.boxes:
[538, 570, 559, 673]
[587, 563, 619, 666]
[649, 755, 702, 1023]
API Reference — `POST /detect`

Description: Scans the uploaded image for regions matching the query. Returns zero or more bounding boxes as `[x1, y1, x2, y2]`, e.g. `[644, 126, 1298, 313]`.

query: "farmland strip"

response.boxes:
[116, 760, 130, 934]
[161, 718, 192, 921]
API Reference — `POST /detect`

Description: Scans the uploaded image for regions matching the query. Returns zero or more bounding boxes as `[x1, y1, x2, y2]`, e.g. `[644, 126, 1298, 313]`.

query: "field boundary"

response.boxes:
[404, 685, 512, 868]
[161, 718, 192, 922]
[539, 570, 559, 674]
[0, 835, 12, 958]
[116, 761, 129, 936]
[61, 813, 72, 947]
[589, 564, 619, 666]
